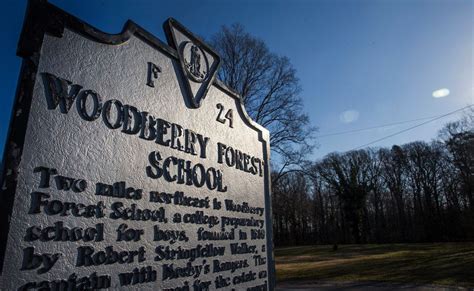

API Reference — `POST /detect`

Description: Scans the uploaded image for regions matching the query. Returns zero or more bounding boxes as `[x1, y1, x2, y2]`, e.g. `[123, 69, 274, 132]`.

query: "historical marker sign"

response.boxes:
[0, 1, 274, 290]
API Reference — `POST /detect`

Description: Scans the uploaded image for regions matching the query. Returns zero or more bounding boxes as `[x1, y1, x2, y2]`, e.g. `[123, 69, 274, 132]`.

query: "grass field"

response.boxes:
[275, 243, 474, 287]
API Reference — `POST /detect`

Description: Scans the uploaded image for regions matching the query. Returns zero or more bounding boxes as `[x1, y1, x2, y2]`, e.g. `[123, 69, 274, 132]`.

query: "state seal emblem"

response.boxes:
[165, 18, 220, 108]
[182, 41, 208, 83]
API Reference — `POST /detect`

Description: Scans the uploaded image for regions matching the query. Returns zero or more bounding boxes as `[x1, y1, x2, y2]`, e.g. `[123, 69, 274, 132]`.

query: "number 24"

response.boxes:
[216, 103, 233, 128]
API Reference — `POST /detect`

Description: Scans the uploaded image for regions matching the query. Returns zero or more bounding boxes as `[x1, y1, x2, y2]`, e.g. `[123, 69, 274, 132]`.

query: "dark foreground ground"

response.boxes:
[274, 243, 474, 289]
[275, 281, 471, 290]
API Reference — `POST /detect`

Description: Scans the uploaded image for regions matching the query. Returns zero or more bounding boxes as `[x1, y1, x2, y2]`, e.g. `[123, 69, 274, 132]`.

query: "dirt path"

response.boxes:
[276, 281, 472, 291]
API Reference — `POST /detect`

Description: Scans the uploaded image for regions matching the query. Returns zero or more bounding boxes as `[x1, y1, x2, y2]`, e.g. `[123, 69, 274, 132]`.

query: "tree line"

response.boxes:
[272, 111, 473, 245]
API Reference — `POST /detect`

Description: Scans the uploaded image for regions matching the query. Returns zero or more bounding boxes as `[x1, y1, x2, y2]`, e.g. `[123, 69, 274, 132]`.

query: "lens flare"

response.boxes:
[432, 88, 450, 98]
[340, 110, 359, 123]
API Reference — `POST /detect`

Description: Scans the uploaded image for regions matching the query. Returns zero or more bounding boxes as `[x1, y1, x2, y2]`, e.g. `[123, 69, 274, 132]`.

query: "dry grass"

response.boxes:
[275, 243, 474, 287]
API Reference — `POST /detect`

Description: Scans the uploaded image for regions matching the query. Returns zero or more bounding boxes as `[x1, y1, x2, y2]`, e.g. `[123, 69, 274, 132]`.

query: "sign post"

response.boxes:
[0, 1, 275, 290]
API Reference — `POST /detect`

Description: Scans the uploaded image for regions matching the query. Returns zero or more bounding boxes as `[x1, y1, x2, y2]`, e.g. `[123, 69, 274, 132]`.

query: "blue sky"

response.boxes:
[0, 0, 472, 160]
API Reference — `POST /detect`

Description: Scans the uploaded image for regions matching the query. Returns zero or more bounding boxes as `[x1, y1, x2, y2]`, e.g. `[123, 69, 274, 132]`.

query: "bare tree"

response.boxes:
[379, 146, 409, 240]
[439, 108, 474, 210]
[316, 150, 375, 243]
[210, 24, 316, 182]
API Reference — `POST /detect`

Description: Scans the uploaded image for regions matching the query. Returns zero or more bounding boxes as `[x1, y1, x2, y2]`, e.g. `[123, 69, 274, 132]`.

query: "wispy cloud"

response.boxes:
[432, 88, 450, 98]
[340, 110, 359, 123]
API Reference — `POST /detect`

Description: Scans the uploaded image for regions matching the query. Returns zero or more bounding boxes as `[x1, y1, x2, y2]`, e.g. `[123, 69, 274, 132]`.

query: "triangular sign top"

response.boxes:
[164, 18, 221, 108]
